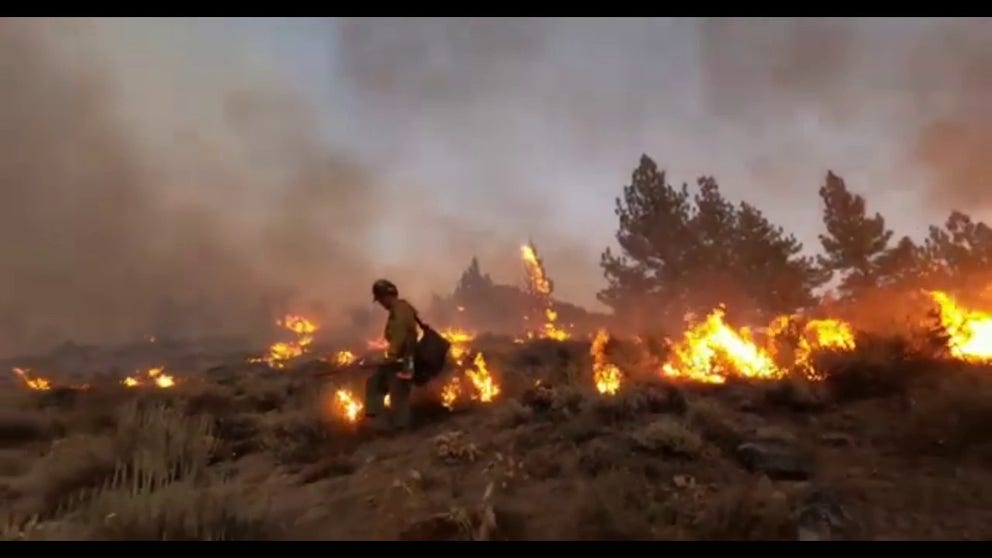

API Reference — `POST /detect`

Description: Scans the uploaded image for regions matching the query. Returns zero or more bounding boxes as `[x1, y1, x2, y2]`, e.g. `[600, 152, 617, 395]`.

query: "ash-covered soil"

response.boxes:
[2, 338, 992, 540]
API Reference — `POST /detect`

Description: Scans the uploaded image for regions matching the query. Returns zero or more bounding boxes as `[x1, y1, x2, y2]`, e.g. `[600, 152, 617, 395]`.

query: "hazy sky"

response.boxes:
[1, 17, 989, 352]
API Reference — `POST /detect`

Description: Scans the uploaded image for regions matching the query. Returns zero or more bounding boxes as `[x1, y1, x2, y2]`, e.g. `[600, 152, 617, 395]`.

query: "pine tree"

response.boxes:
[599, 155, 694, 324]
[923, 211, 992, 290]
[816, 171, 893, 298]
[600, 155, 826, 326]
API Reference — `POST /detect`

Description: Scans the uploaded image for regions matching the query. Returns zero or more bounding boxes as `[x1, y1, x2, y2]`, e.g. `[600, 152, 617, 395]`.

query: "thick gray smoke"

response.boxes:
[697, 17, 992, 211]
[0, 19, 383, 355]
[3, 18, 989, 356]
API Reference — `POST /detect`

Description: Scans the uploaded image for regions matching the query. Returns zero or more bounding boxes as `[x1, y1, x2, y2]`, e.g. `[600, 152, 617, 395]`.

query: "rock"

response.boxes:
[820, 432, 854, 447]
[735, 440, 814, 480]
[795, 488, 855, 541]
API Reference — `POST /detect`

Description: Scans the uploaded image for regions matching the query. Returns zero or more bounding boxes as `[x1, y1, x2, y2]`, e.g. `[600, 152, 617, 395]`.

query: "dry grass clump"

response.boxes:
[563, 470, 656, 540]
[590, 381, 686, 422]
[258, 410, 331, 466]
[4, 467, 277, 540]
[433, 431, 481, 464]
[629, 417, 708, 459]
[2, 400, 278, 540]
[898, 369, 992, 459]
[692, 478, 795, 540]
[686, 398, 743, 453]
[815, 339, 924, 402]
[399, 482, 507, 540]
[762, 375, 831, 412]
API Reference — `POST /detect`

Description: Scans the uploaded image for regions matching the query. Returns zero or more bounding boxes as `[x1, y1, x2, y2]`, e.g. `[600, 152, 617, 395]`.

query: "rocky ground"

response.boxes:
[1, 337, 992, 540]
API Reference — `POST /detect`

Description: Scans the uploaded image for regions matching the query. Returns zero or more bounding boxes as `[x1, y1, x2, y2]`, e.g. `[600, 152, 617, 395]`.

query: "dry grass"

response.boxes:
[898, 369, 992, 459]
[692, 478, 795, 540]
[629, 417, 708, 459]
[2, 336, 992, 539]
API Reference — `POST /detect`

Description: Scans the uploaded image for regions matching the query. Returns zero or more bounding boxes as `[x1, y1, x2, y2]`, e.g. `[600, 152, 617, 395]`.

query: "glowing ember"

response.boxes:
[334, 350, 357, 366]
[440, 376, 462, 409]
[122, 366, 176, 389]
[591, 329, 622, 395]
[465, 352, 500, 402]
[12, 367, 51, 391]
[661, 307, 781, 384]
[251, 314, 318, 369]
[930, 290, 992, 362]
[520, 242, 570, 341]
[441, 327, 476, 365]
[334, 389, 364, 423]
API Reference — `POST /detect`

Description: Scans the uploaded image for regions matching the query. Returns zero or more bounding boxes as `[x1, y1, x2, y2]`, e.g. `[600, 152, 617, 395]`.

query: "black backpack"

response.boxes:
[412, 314, 451, 386]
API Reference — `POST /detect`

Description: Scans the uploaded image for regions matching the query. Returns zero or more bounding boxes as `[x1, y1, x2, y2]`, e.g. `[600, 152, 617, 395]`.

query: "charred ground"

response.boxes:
[2, 333, 992, 541]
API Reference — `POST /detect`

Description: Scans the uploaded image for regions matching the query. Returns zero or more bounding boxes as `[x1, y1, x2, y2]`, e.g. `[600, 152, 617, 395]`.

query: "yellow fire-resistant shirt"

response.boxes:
[384, 299, 419, 360]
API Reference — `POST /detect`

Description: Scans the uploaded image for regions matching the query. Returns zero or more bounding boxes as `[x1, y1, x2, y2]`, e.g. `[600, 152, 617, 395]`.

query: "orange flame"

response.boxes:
[440, 376, 462, 409]
[661, 307, 781, 384]
[591, 329, 622, 395]
[12, 367, 51, 391]
[930, 290, 992, 363]
[252, 314, 318, 369]
[334, 389, 364, 423]
[122, 366, 176, 388]
[465, 352, 500, 402]
[441, 327, 476, 366]
[520, 243, 570, 341]
[795, 319, 856, 380]
[334, 350, 357, 366]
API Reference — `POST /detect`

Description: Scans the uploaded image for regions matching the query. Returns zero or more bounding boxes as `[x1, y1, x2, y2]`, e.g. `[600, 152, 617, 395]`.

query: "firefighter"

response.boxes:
[365, 279, 418, 429]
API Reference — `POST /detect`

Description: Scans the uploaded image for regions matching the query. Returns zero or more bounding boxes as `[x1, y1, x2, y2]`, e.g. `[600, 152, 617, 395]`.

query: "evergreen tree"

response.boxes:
[600, 155, 826, 326]
[923, 211, 992, 290]
[816, 171, 893, 298]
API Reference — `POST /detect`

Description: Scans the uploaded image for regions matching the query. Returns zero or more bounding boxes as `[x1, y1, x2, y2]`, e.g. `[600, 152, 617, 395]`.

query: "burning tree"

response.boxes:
[599, 155, 825, 330]
[520, 241, 569, 341]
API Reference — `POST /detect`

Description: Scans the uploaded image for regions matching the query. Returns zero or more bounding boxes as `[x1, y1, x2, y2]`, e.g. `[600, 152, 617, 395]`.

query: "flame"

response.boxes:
[661, 307, 781, 384]
[440, 376, 462, 409]
[12, 367, 51, 391]
[520, 243, 570, 341]
[334, 350, 357, 366]
[441, 327, 476, 365]
[252, 314, 318, 369]
[122, 365, 176, 389]
[659, 308, 857, 384]
[795, 319, 856, 379]
[930, 290, 992, 362]
[384, 394, 391, 408]
[334, 389, 364, 423]
[465, 352, 500, 402]
[591, 329, 622, 395]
